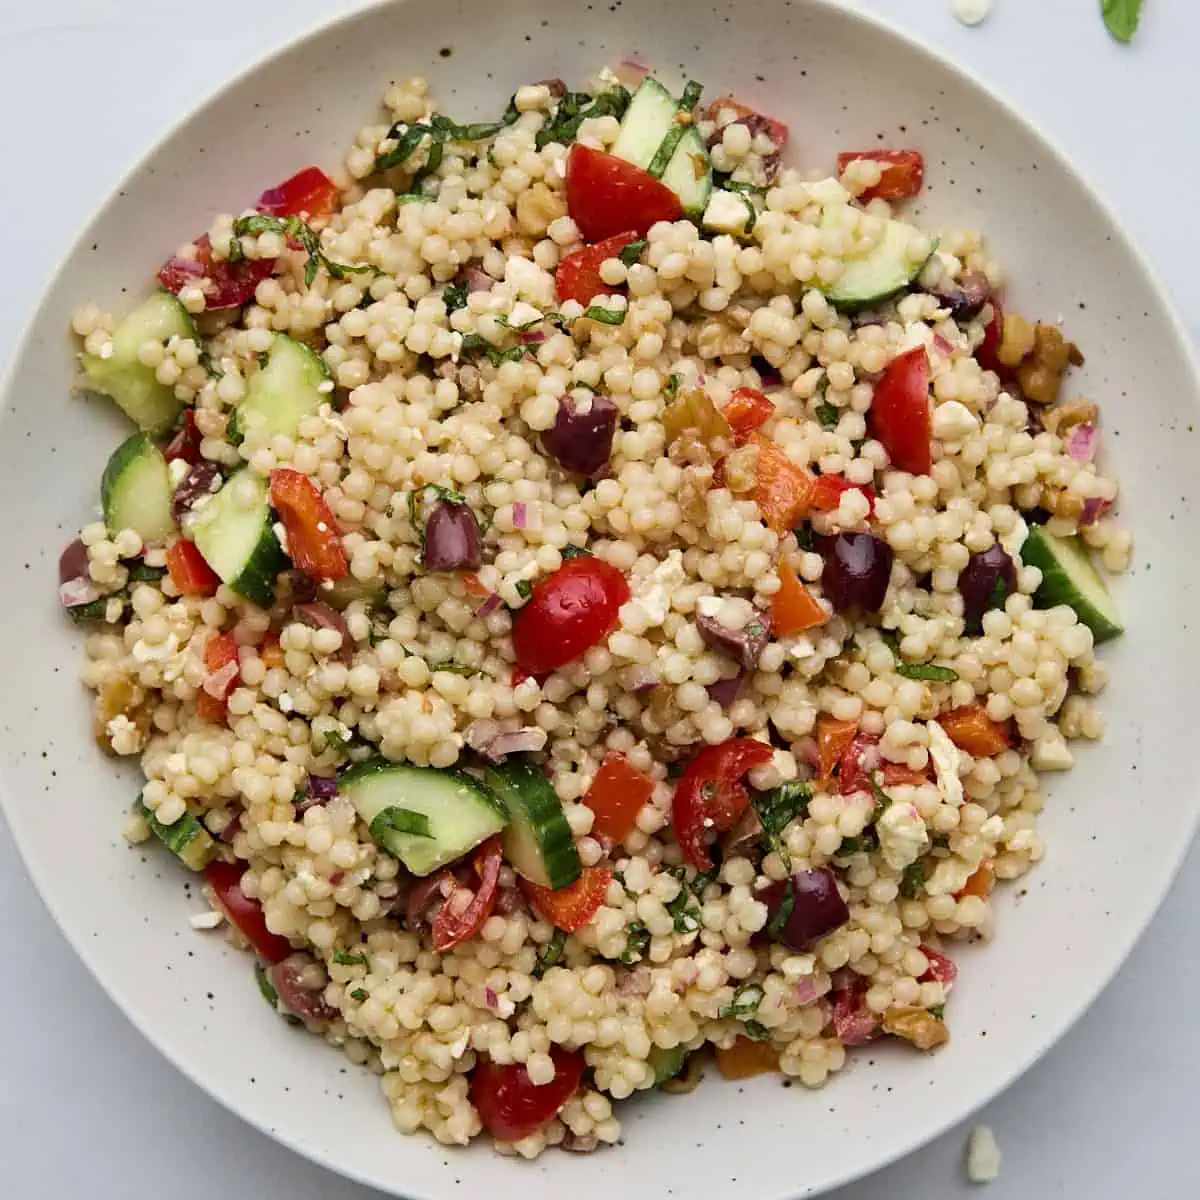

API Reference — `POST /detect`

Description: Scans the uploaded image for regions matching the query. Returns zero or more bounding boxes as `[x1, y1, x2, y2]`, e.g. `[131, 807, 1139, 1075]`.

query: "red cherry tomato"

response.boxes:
[565, 144, 683, 242]
[257, 166, 340, 220]
[583, 751, 654, 843]
[269, 468, 348, 583]
[837, 149, 925, 202]
[672, 738, 774, 871]
[204, 859, 293, 963]
[511, 556, 630, 676]
[158, 234, 274, 311]
[724, 387, 775, 440]
[164, 410, 203, 465]
[471, 1047, 584, 1141]
[166, 539, 220, 598]
[431, 837, 502, 953]
[809, 473, 876, 516]
[920, 945, 958, 985]
[869, 346, 932, 475]
[522, 866, 613, 934]
[554, 230, 640, 306]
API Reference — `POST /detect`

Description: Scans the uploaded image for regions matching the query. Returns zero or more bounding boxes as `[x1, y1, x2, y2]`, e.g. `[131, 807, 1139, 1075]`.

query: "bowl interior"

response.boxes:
[2, 1, 1197, 1197]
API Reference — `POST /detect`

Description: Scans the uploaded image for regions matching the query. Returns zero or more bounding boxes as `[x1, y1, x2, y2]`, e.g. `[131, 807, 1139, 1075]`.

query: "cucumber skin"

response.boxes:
[485, 756, 582, 891]
[133, 798, 216, 871]
[1021, 527, 1124, 643]
[823, 228, 938, 313]
[230, 529, 289, 609]
[100, 433, 177, 544]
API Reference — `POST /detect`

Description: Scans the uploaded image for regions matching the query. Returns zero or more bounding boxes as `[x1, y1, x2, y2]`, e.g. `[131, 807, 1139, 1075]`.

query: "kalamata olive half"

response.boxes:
[769, 868, 850, 952]
[932, 270, 991, 321]
[696, 608, 772, 669]
[172, 461, 222, 522]
[819, 533, 894, 613]
[423, 501, 482, 572]
[541, 393, 618, 477]
[958, 543, 1017, 633]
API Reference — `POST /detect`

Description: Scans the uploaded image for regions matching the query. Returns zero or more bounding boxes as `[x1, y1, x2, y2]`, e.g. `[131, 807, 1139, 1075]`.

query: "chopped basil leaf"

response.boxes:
[899, 861, 926, 900]
[742, 1019, 771, 1042]
[718, 982, 765, 1021]
[618, 239, 647, 266]
[369, 806, 433, 841]
[815, 402, 839, 429]
[665, 883, 701, 934]
[794, 522, 815, 551]
[690, 869, 718, 900]
[126, 562, 167, 583]
[375, 123, 431, 171]
[869, 777, 893, 819]
[333, 949, 368, 966]
[895, 662, 959, 683]
[560, 544, 590, 559]
[766, 880, 795, 938]
[679, 80, 704, 111]
[514, 579, 532, 599]
[1101, 0, 1142, 43]
[536, 85, 631, 150]
[232, 214, 373, 289]
[929, 1003, 946, 1020]
[350, 988, 368, 1002]
[753, 781, 812, 867]
[442, 280, 468, 313]
[664, 373, 682, 400]
[227, 238, 246, 264]
[428, 661, 482, 676]
[534, 930, 566, 978]
[581, 305, 626, 325]
[323, 729, 349, 753]
[620, 921, 650, 964]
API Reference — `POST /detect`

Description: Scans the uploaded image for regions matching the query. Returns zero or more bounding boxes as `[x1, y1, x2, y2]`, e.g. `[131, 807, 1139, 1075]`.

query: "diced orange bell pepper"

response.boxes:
[584, 751, 654, 843]
[881, 764, 933, 788]
[816, 715, 858, 787]
[957, 861, 996, 900]
[724, 387, 775, 441]
[750, 434, 815, 532]
[771, 559, 827, 636]
[522, 866, 613, 934]
[258, 632, 286, 671]
[461, 571, 492, 599]
[715, 1037, 780, 1080]
[938, 704, 1011, 757]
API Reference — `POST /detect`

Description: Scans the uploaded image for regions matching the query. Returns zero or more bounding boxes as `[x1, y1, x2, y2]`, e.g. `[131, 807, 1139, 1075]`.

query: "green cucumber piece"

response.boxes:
[649, 1045, 688, 1086]
[100, 433, 177, 544]
[660, 126, 713, 217]
[611, 78, 679, 169]
[189, 469, 287, 607]
[233, 334, 330, 443]
[822, 214, 936, 312]
[1021, 526, 1123, 642]
[484, 756, 581, 891]
[340, 760, 508, 877]
[133, 798, 216, 871]
[81, 291, 197, 434]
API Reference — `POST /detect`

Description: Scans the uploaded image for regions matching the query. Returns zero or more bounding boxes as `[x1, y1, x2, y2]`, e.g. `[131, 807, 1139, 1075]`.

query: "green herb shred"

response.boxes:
[350, 988, 369, 1002]
[664, 373, 682, 401]
[815, 402, 839, 429]
[534, 930, 566, 978]
[126, 562, 167, 583]
[899, 861, 926, 900]
[333, 949, 368, 967]
[719, 982, 765, 1021]
[618, 239, 647, 267]
[442, 280, 469, 312]
[514, 579, 532, 599]
[580, 305, 626, 325]
[679, 80, 704, 111]
[929, 1003, 946, 1020]
[232, 214, 374, 289]
[766, 880, 795, 938]
[560, 544, 590, 560]
[895, 662, 959, 683]
[368, 806, 433, 841]
[323, 728, 350, 753]
[1101, 0, 1142, 43]
[620, 921, 651, 964]
[753, 781, 813, 867]
[536, 86, 631, 150]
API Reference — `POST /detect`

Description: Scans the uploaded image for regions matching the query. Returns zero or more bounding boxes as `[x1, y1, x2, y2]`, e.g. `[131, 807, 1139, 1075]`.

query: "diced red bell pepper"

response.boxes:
[809, 473, 877, 516]
[564, 144, 683, 242]
[554, 230, 640, 306]
[522, 866, 613, 934]
[750, 433, 816, 531]
[583, 752, 654, 843]
[837, 149, 925, 203]
[166, 539, 221, 598]
[816, 716, 858, 788]
[724, 387, 776, 441]
[269, 468, 348, 583]
[869, 347, 932, 476]
[771, 559, 827, 636]
[881, 764, 933, 788]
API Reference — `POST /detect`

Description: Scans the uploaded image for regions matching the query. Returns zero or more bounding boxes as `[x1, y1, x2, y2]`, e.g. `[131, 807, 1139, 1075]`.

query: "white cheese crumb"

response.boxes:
[787, 635, 816, 663]
[877, 802, 931, 870]
[952, 0, 992, 26]
[696, 595, 724, 618]
[1031, 729, 1075, 770]
[273, 520, 290, 554]
[189, 910, 225, 931]
[702, 189, 755, 238]
[278, 692, 295, 713]
[932, 399, 980, 442]
[965, 1124, 1002, 1184]
[317, 379, 335, 393]
[631, 550, 685, 627]
[507, 301, 543, 329]
[167, 457, 191, 487]
[928, 721, 965, 808]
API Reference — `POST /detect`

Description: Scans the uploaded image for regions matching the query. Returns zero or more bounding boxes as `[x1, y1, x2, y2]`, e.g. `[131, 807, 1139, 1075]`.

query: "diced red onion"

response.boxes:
[1065, 423, 1097, 463]
[537, 77, 568, 100]
[423, 502, 482, 572]
[484, 986, 500, 1010]
[696, 608, 771, 669]
[465, 720, 547, 763]
[203, 660, 240, 698]
[512, 501, 528, 530]
[932, 332, 955, 357]
[467, 266, 495, 293]
[294, 601, 353, 664]
[794, 976, 824, 1006]
[308, 774, 340, 800]
[932, 271, 990, 320]
[219, 813, 243, 843]
[832, 982, 879, 1046]
[495, 887, 528, 916]
[706, 671, 746, 709]
[618, 966, 653, 996]
[615, 59, 650, 86]
[629, 666, 660, 693]
[770, 868, 850, 952]
[59, 538, 90, 585]
[540, 393, 618, 477]
[476, 592, 503, 619]
[267, 953, 339, 1028]
[1080, 497, 1111, 526]
[59, 577, 101, 608]
[919, 944, 958, 988]
[171, 461, 223, 522]
[520, 330, 546, 345]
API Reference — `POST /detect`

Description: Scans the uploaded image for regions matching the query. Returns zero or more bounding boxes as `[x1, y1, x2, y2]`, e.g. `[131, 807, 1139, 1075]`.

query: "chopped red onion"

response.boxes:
[932, 332, 955, 357]
[59, 538, 90, 585]
[832, 981, 879, 1046]
[467, 266, 494, 293]
[476, 592, 503, 619]
[219, 813, 243, 844]
[171, 461, 223, 522]
[615, 58, 650, 86]
[618, 966, 653, 997]
[562, 1132, 600, 1154]
[512, 501, 528, 530]
[794, 976, 823, 1006]
[696, 608, 771, 669]
[722, 805, 764, 859]
[706, 671, 746, 709]
[484, 986, 500, 1010]
[267, 953, 339, 1028]
[1065, 423, 1097, 463]
[536, 77, 568, 100]
[1080, 497, 1111, 526]
[307, 774, 340, 800]
[59, 577, 101, 608]
[520, 330, 547, 346]
[465, 721, 547, 763]
[628, 666, 660, 693]
[203, 660, 240, 698]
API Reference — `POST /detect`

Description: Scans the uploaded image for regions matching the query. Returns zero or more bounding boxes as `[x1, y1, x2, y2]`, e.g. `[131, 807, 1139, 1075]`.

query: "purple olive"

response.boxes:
[770, 868, 850, 952]
[172, 461, 222, 522]
[932, 270, 991, 321]
[423, 501, 482, 572]
[706, 670, 746, 710]
[294, 601, 353, 663]
[540, 393, 618, 476]
[958, 543, 1017, 633]
[696, 608, 771, 669]
[819, 533, 894, 613]
[267, 953, 338, 1028]
[59, 537, 90, 584]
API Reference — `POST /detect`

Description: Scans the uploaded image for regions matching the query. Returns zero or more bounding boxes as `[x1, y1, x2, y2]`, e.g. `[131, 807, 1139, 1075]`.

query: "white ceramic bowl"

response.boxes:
[2, 1, 1198, 1196]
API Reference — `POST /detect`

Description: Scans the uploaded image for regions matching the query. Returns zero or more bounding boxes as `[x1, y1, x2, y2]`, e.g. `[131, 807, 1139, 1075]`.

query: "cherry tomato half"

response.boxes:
[583, 751, 654, 843]
[565, 144, 683, 242]
[270, 468, 349, 583]
[837, 149, 925, 203]
[164, 410, 203, 465]
[975, 296, 1009, 378]
[471, 1046, 584, 1141]
[672, 737, 774, 871]
[809, 473, 876, 516]
[555, 230, 640, 306]
[158, 234, 274, 311]
[869, 346, 932, 476]
[257, 166, 340, 221]
[205, 859, 293, 964]
[431, 837, 502, 953]
[511, 557, 630, 676]
[522, 866, 613, 934]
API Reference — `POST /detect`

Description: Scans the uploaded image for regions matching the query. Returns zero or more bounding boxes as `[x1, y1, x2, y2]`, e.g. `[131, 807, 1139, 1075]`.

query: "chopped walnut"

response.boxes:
[996, 316, 1083, 406]
[1042, 399, 1098, 437]
[93, 677, 151, 756]
[723, 443, 760, 493]
[515, 183, 567, 238]
[882, 1006, 950, 1051]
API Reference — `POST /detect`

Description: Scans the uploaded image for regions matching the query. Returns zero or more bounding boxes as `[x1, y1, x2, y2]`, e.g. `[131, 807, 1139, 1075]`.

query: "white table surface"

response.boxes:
[2, 1, 1197, 1195]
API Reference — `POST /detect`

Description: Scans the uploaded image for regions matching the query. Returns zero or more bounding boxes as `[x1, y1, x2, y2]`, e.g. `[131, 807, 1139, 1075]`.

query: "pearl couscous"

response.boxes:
[60, 67, 1129, 1157]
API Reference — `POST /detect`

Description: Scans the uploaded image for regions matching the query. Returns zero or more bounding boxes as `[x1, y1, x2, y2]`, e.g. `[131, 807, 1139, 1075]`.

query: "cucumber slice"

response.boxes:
[661, 127, 713, 218]
[484, 756, 581, 891]
[611, 78, 713, 218]
[1021, 526, 1123, 642]
[189, 469, 287, 607]
[340, 760, 508, 877]
[100, 433, 177, 544]
[233, 334, 330, 443]
[81, 291, 197, 434]
[611, 78, 679, 169]
[822, 216, 935, 312]
[649, 1045, 688, 1086]
[133, 799, 216, 871]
